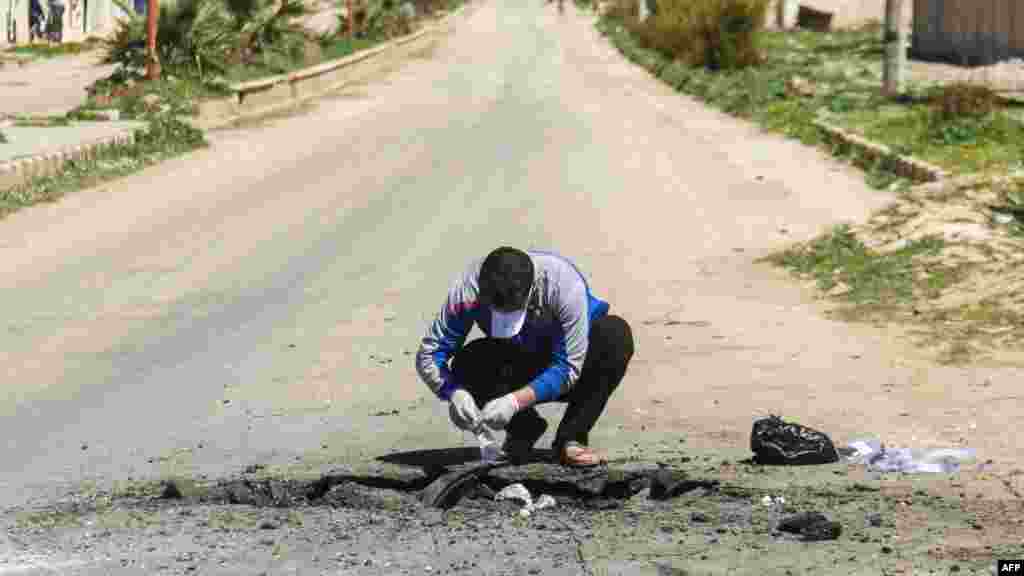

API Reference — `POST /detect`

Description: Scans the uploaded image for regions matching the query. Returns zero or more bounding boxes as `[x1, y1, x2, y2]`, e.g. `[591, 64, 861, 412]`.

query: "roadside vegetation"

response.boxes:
[592, 0, 1024, 363]
[3, 0, 461, 222]
[2, 38, 103, 58]
[0, 115, 207, 220]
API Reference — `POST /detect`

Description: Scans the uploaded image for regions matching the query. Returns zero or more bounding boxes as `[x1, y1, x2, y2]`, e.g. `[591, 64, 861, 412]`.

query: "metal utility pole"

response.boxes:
[347, 0, 353, 37]
[882, 0, 905, 97]
[145, 0, 160, 80]
[775, 0, 794, 29]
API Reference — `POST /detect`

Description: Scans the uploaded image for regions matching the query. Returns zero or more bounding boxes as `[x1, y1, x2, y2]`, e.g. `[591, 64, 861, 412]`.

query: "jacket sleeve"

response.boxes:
[528, 280, 589, 403]
[415, 267, 479, 401]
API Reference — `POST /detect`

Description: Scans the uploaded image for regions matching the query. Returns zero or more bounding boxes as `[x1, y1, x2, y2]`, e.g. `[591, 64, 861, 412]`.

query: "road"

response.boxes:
[2, 0, 1022, 517]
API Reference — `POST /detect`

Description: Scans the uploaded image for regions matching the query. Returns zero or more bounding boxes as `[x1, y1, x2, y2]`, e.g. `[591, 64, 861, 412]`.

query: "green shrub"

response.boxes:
[339, 0, 418, 42]
[101, 0, 310, 79]
[627, 0, 769, 70]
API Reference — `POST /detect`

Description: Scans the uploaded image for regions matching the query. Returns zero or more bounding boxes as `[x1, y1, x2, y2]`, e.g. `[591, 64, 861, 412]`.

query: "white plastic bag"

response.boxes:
[846, 438, 975, 474]
[477, 425, 502, 463]
[496, 483, 533, 507]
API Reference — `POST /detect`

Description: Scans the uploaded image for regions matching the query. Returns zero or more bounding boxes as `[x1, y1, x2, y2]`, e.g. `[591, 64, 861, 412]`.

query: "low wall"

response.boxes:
[196, 3, 470, 129]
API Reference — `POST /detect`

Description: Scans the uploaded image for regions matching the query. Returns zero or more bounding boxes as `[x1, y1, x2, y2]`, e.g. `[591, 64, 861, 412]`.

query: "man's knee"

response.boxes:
[592, 315, 634, 365]
[450, 338, 502, 380]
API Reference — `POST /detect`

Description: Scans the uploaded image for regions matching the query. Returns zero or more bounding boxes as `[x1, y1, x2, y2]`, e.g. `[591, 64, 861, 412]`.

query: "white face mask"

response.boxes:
[489, 284, 533, 339]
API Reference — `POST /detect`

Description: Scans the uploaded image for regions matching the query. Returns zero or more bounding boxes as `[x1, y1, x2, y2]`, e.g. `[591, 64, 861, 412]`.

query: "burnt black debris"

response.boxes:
[649, 470, 720, 501]
[750, 415, 840, 465]
[777, 511, 842, 542]
[160, 481, 184, 500]
[138, 464, 726, 516]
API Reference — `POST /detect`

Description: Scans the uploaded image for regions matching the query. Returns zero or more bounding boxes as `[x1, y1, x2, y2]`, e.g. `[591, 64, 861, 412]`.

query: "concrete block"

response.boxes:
[41, 153, 60, 178]
[197, 97, 239, 123]
[0, 164, 22, 192]
[22, 158, 41, 181]
[292, 73, 326, 100]
[236, 82, 295, 116]
[320, 65, 353, 92]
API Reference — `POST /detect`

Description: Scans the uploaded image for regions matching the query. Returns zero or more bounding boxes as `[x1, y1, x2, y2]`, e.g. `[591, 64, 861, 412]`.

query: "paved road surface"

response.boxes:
[2, 0, 1022, 511]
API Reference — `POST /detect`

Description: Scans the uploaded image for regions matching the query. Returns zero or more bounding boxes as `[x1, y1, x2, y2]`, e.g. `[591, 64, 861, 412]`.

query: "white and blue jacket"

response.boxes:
[415, 250, 610, 404]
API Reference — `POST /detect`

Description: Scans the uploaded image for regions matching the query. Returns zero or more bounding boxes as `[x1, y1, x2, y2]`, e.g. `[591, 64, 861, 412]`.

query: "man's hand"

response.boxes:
[481, 393, 520, 430]
[448, 389, 481, 431]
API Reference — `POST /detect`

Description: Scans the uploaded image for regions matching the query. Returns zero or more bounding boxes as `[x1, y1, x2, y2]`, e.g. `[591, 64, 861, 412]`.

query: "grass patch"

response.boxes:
[4, 39, 102, 58]
[10, 115, 73, 127]
[837, 103, 1024, 175]
[72, 71, 231, 120]
[0, 116, 206, 221]
[760, 225, 945, 309]
[222, 34, 378, 82]
[596, 12, 1010, 188]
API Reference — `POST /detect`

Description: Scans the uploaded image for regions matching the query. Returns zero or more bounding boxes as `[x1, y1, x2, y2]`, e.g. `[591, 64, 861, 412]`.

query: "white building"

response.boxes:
[1, 0, 133, 47]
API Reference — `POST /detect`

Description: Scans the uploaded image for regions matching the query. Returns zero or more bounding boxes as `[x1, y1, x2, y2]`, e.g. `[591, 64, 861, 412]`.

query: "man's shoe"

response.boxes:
[502, 417, 548, 464]
[558, 442, 605, 468]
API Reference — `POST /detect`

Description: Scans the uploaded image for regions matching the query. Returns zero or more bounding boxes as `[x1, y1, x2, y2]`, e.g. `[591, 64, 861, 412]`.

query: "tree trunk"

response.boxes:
[145, 0, 160, 80]
[882, 0, 905, 97]
[637, 0, 649, 22]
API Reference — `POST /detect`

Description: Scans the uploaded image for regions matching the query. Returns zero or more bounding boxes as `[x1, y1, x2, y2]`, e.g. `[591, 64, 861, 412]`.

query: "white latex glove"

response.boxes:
[481, 393, 520, 430]
[448, 389, 481, 431]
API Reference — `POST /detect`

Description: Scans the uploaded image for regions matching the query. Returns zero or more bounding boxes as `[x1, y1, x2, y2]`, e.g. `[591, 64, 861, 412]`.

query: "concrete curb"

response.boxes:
[0, 53, 37, 69]
[194, 1, 475, 130]
[0, 130, 137, 193]
[812, 118, 950, 184]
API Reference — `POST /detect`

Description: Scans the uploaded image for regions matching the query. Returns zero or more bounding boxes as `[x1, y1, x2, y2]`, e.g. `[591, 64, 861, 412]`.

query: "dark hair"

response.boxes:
[479, 247, 534, 312]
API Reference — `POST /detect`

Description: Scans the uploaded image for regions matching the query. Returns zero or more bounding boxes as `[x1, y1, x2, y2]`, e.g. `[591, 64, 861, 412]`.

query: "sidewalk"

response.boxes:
[0, 121, 146, 164]
[0, 49, 116, 117]
[0, 49, 137, 192]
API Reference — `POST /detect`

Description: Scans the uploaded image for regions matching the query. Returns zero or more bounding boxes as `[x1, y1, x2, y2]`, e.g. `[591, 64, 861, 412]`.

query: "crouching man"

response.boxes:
[415, 247, 634, 467]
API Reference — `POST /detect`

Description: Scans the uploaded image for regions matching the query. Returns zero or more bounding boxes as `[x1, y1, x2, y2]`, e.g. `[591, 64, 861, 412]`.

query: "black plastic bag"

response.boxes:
[750, 415, 839, 465]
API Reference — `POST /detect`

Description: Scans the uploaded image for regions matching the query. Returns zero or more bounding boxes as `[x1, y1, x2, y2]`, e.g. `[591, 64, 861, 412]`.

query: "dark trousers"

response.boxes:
[450, 315, 634, 451]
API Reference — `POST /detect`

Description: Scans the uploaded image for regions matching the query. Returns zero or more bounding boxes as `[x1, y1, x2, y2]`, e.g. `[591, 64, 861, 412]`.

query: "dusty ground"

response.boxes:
[1, 0, 1023, 574]
[0, 50, 116, 117]
[831, 176, 1024, 363]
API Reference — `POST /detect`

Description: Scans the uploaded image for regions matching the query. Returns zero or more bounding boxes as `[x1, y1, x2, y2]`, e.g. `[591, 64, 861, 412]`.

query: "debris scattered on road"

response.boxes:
[866, 512, 883, 527]
[160, 481, 186, 500]
[846, 439, 977, 474]
[760, 495, 785, 507]
[777, 511, 842, 542]
[532, 494, 557, 511]
[373, 409, 400, 416]
[258, 520, 279, 530]
[496, 483, 532, 507]
[649, 470, 719, 500]
[750, 415, 839, 465]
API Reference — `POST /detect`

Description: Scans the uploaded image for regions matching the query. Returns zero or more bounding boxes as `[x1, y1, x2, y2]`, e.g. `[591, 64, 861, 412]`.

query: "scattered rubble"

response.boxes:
[776, 511, 842, 542]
